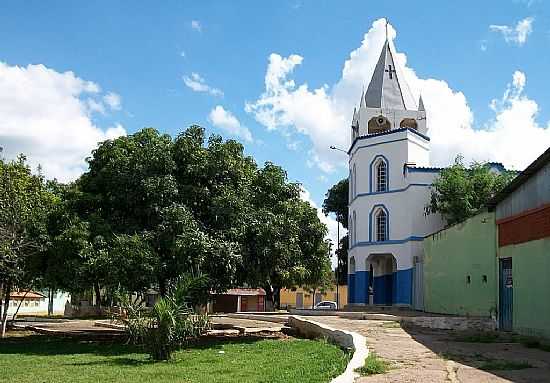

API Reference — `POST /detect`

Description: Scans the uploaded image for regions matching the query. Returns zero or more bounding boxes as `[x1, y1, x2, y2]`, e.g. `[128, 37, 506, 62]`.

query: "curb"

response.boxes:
[288, 316, 368, 383]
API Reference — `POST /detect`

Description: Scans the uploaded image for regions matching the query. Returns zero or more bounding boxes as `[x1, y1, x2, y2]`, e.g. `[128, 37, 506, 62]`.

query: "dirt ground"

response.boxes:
[309, 316, 550, 383]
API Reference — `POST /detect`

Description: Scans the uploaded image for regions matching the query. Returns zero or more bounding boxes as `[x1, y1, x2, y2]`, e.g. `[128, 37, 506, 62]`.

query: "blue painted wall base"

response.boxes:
[349, 268, 412, 305]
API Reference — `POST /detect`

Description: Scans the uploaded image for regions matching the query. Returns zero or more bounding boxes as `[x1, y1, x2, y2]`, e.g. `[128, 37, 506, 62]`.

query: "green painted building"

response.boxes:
[423, 211, 497, 318]
[489, 147, 550, 339]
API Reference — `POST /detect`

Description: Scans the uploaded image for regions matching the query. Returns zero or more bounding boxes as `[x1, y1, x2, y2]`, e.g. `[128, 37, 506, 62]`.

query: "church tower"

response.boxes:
[347, 32, 443, 308]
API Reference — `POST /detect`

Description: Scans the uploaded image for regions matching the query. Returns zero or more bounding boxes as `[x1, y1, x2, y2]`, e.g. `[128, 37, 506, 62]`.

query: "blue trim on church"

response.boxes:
[350, 236, 424, 250]
[349, 268, 413, 305]
[348, 127, 430, 155]
[351, 183, 431, 203]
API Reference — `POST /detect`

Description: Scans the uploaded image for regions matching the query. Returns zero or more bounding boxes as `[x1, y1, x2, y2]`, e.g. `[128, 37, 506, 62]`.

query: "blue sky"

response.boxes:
[1, 1, 550, 241]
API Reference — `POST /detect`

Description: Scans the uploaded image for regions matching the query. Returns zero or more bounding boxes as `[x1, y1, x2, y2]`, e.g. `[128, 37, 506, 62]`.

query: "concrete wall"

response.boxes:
[424, 211, 497, 317]
[499, 238, 550, 339]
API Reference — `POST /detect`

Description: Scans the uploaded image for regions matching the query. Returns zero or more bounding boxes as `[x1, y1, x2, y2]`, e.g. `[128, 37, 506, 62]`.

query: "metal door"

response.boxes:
[412, 261, 424, 311]
[499, 258, 513, 331]
[296, 293, 303, 309]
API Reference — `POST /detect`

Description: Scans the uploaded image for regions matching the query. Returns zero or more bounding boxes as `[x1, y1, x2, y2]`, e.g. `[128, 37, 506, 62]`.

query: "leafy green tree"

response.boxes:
[429, 156, 515, 225]
[0, 155, 54, 337]
[323, 178, 349, 285]
[78, 128, 238, 298]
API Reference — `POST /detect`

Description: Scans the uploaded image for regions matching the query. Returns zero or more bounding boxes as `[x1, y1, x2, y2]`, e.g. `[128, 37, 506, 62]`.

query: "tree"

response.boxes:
[0, 155, 54, 337]
[323, 178, 349, 285]
[78, 128, 239, 298]
[429, 156, 515, 225]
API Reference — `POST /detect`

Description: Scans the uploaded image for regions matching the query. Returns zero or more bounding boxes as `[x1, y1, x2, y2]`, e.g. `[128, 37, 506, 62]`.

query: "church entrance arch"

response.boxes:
[366, 253, 397, 305]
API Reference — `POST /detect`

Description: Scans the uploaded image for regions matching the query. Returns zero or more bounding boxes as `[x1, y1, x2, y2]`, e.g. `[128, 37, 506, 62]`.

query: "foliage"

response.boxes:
[323, 178, 349, 285]
[322, 178, 349, 229]
[2, 125, 331, 315]
[428, 156, 515, 225]
[118, 276, 211, 361]
[0, 335, 349, 383]
[0, 154, 55, 336]
[357, 353, 390, 376]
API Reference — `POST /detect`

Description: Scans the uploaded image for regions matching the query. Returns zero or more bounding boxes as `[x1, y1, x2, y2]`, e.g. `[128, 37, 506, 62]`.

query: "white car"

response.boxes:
[314, 301, 337, 310]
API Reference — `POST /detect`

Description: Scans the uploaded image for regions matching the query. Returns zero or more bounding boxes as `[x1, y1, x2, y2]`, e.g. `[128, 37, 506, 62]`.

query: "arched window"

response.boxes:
[368, 116, 391, 134]
[400, 118, 418, 130]
[349, 169, 352, 201]
[375, 209, 387, 242]
[348, 215, 353, 247]
[376, 160, 387, 192]
[352, 164, 357, 198]
[353, 211, 357, 244]
[349, 257, 356, 274]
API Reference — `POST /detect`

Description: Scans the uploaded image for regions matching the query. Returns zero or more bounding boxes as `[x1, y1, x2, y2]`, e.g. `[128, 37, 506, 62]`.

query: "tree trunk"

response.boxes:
[48, 288, 54, 316]
[1, 283, 11, 338]
[273, 287, 281, 310]
[0, 282, 3, 327]
[93, 282, 101, 309]
[311, 288, 316, 309]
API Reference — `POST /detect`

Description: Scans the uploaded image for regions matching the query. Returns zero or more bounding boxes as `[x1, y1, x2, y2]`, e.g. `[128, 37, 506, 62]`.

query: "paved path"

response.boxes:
[307, 316, 550, 383]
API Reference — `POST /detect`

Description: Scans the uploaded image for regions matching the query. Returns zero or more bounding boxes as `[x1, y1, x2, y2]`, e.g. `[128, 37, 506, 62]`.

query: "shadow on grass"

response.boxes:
[0, 333, 273, 359]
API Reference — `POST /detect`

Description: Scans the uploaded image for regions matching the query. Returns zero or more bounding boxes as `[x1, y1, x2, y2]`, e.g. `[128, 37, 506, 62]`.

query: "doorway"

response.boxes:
[499, 258, 513, 331]
[296, 293, 304, 309]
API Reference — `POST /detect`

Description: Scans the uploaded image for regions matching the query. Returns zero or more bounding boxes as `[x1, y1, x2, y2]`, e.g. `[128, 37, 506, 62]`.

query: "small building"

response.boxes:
[488, 146, 550, 339]
[4, 290, 70, 316]
[280, 285, 347, 310]
[208, 288, 266, 313]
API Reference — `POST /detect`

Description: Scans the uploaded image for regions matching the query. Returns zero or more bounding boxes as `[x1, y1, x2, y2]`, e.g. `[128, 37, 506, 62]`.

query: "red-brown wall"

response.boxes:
[497, 204, 550, 247]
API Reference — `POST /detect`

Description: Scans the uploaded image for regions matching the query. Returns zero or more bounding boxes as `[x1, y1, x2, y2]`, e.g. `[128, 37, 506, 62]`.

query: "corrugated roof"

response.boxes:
[216, 288, 266, 296]
[10, 291, 46, 299]
[488, 146, 550, 209]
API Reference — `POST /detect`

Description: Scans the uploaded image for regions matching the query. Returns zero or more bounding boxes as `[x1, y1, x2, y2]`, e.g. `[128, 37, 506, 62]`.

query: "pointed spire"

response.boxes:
[418, 95, 425, 111]
[363, 25, 417, 111]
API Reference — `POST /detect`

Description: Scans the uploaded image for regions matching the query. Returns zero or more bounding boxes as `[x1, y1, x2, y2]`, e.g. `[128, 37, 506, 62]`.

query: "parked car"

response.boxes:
[314, 301, 337, 310]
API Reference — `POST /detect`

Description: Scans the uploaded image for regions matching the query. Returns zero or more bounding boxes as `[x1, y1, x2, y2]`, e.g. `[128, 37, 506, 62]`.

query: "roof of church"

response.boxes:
[364, 39, 417, 110]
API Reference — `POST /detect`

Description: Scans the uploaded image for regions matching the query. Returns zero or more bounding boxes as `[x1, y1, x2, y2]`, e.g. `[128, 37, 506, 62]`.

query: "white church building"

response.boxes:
[347, 36, 445, 307]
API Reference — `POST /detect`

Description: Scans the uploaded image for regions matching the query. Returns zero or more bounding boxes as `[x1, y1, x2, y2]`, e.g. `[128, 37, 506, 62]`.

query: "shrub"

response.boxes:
[117, 275, 211, 360]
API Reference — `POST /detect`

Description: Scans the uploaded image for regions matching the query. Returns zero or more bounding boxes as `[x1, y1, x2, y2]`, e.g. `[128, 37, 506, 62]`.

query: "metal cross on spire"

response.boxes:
[385, 18, 389, 41]
[385, 64, 396, 79]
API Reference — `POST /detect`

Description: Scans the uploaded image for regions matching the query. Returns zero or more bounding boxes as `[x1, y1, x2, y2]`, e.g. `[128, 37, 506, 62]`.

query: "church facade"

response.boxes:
[347, 37, 445, 306]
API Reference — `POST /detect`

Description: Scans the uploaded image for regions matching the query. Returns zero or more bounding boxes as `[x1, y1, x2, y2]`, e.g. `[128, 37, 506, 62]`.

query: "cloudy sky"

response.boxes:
[1, 1, 550, 252]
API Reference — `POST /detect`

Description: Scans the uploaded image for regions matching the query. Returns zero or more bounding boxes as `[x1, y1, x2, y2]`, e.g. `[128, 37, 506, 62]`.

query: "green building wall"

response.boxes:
[424, 211, 497, 317]
[499, 237, 550, 339]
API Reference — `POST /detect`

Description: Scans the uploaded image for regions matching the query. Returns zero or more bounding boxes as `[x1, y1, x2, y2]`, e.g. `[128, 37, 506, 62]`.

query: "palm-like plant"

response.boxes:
[119, 275, 211, 361]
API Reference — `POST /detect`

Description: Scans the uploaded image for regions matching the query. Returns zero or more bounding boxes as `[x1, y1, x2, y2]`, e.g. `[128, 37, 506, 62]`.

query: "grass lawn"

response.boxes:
[0, 333, 349, 383]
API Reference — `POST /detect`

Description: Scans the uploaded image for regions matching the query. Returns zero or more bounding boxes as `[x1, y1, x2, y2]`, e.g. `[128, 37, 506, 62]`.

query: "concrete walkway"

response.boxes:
[308, 316, 550, 383]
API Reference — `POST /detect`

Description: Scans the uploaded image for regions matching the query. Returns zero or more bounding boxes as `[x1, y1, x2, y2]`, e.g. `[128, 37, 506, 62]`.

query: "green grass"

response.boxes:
[0, 334, 349, 383]
[356, 353, 390, 376]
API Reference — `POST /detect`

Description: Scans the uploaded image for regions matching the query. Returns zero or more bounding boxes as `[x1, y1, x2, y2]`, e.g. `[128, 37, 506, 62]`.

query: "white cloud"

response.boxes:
[490, 17, 534, 46]
[247, 18, 550, 173]
[208, 105, 252, 142]
[190, 20, 202, 32]
[103, 92, 121, 111]
[183, 72, 223, 97]
[0, 62, 126, 182]
[180, 50, 186, 58]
